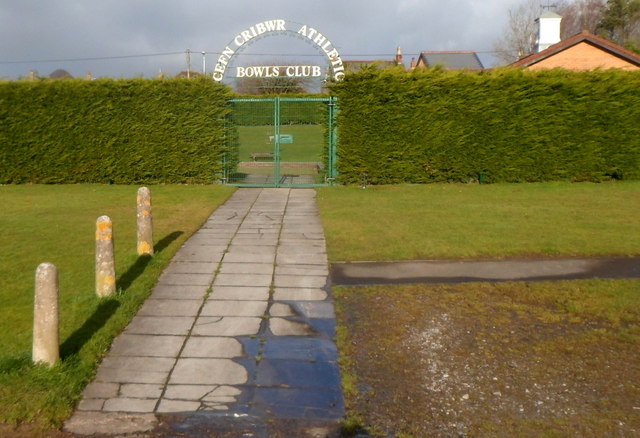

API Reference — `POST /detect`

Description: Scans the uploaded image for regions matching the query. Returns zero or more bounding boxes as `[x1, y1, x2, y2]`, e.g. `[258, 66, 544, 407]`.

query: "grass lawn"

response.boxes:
[317, 182, 640, 261]
[319, 182, 640, 436]
[336, 279, 640, 438]
[0, 184, 234, 427]
[237, 125, 325, 162]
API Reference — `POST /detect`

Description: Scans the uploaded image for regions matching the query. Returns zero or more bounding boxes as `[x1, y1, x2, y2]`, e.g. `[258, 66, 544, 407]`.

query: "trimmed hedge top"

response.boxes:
[330, 67, 640, 184]
[1, 78, 233, 184]
[1, 69, 639, 185]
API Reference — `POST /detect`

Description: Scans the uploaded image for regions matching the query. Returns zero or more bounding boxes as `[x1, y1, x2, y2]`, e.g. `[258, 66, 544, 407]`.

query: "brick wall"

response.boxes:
[527, 42, 640, 71]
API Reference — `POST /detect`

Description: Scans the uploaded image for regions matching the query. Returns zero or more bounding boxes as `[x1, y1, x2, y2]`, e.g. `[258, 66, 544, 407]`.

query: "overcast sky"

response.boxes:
[0, 0, 525, 81]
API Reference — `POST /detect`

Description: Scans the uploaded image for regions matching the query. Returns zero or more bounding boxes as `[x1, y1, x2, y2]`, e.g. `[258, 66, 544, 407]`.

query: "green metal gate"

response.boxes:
[222, 97, 337, 187]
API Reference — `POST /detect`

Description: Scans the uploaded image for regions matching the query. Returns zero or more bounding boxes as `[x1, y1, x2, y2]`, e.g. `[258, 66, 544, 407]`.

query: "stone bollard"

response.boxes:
[136, 187, 154, 256]
[96, 215, 116, 297]
[33, 263, 59, 366]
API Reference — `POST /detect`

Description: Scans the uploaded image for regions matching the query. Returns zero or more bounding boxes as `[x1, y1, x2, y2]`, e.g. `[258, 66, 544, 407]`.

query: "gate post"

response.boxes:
[274, 97, 281, 186]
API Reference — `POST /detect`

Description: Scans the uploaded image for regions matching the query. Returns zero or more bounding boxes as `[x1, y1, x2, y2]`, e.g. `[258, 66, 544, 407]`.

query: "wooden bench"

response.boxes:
[250, 152, 274, 161]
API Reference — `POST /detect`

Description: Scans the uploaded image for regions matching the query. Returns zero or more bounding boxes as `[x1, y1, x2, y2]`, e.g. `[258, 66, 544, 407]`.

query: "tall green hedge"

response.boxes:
[0, 78, 233, 184]
[3, 70, 639, 185]
[331, 68, 640, 184]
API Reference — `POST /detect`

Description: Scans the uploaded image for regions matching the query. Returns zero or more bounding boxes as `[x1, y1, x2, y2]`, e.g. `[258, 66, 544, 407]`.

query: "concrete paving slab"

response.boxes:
[277, 245, 327, 256]
[163, 385, 218, 400]
[250, 387, 344, 419]
[149, 284, 208, 300]
[162, 261, 218, 274]
[330, 256, 640, 286]
[270, 302, 295, 317]
[82, 382, 119, 399]
[209, 286, 270, 301]
[124, 316, 194, 336]
[279, 233, 326, 241]
[193, 316, 262, 336]
[108, 334, 185, 357]
[282, 223, 324, 231]
[262, 338, 338, 361]
[270, 318, 316, 336]
[229, 238, 279, 247]
[274, 275, 327, 289]
[214, 273, 273, 287]
[236, 227, 280, 234]
[94, 367, 169, 385]
[184, 235, 233, 245]
[99, 356, 176, 372]
[274, 288, 328, 301]
[156, 399, 202, 413]
[225, 243, 276, 255]
[181, 337, 244, 358]
[293, 302, 336, 319]
[172, 247, 225, 263]
[201, 300, 268, 317]
[76, 399, 106, 411]
[158, 272, 214, 286]
[255, 359, 341, 389]
[219, 262, 274, 275]
[169, 358, 248, 385]
[277, 253, 328, 265]
[137, 299, 202, 317]
[120, 383, 164, 399]
[275, 265, 329, 277]
[177, 239, 230, 250]
[223, 252, 276, 264]
[192, 229, 237, 237]
[103, 397, 158, 413]
[64, 412, 157, 435]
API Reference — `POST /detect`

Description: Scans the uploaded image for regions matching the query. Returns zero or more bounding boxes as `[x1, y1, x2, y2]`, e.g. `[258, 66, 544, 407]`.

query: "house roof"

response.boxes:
[538, 11, 562, 20]
[49, 69, 73, 79]
[416, 51, 484, 70]
[512, 30, 640, 68]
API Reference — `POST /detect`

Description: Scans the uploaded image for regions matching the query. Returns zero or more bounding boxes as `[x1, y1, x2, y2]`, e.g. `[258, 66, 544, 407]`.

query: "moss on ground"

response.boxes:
[335, 280, 640, 437]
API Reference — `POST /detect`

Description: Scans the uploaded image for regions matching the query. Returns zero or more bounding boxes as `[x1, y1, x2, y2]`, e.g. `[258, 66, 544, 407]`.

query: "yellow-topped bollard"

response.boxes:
[136, 187, 154, 256]
[96, 215, 116, 297]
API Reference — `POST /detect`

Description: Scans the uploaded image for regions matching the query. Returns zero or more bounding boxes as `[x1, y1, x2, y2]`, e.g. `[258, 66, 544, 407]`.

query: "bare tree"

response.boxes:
[235, 74, 311, 95]
[493, 0, 542, 64]
[557, 0, 606, 38]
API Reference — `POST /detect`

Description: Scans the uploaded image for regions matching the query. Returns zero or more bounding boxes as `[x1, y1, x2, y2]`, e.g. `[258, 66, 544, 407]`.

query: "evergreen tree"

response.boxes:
[597, 0, 640, 51]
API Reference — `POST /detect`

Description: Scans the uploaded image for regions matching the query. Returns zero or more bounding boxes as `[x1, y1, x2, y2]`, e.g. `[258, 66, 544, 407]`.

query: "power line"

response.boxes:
[1, 49, 510, 65]
[0, 51, 185, 65]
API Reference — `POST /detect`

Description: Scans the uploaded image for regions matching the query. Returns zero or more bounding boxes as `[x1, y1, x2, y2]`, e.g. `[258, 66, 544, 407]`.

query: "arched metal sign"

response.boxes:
[213, 19, 345, 82]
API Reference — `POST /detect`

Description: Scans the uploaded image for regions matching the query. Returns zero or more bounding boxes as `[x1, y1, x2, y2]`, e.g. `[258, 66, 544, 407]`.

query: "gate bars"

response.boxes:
[222, 97, 338, 187]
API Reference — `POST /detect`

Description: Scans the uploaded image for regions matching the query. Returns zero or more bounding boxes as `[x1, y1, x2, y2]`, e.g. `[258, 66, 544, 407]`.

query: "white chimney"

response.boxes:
[536, 11, 562, 52]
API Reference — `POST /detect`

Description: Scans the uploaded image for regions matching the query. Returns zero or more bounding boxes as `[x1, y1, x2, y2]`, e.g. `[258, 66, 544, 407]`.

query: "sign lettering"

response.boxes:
[213, 19, 344, 82]
[236, 65, 323, 78]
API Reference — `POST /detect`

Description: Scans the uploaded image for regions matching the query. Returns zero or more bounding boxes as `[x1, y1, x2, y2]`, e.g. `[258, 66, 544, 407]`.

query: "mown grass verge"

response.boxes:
[317, 182, 640, 261]
[0, 184, 235, 427]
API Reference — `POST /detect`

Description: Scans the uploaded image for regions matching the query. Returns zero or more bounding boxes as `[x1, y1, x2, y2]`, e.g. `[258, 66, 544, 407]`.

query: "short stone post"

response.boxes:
[136, 187, 154, 256]
[96, 215, 116, 297]
[33, 263, 59, 366]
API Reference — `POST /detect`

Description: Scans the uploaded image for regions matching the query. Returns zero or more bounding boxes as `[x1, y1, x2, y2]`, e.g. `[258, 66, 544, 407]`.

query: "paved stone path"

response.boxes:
[65, 188, 343, 436]
[331, 256, 640, 286]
